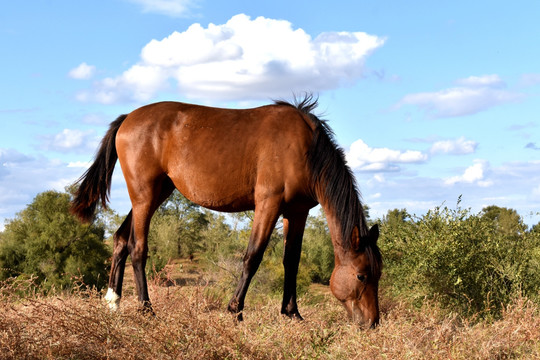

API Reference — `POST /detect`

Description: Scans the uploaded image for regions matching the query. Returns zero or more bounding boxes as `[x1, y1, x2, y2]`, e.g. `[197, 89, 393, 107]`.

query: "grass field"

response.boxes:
[1, 259, 540, 359]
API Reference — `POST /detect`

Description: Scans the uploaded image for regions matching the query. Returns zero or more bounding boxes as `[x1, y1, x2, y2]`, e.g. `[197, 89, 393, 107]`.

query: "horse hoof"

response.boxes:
[139, 302, 155, 317]
[281, 309, 304, 321]
[235, 312, 244, 322]
[140, 308, 155, 317]
[228, 308, 244, 322]
[227, 301, 244, 321]
[104, 288, 121, 311]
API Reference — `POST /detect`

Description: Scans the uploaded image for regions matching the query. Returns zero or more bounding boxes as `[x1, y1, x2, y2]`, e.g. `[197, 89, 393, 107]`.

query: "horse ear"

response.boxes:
[368, 224, 379, 244]
[352, 226, 360, 250]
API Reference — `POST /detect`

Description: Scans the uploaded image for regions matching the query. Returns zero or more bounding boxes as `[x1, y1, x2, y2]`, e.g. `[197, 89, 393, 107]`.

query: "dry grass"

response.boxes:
[1, 262, 540, 360]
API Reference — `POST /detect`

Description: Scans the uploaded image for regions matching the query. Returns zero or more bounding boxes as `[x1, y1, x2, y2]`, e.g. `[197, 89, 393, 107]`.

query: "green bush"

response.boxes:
[253, 228, 313, 297]
[380, 200, 540, 318]
[198, 212, 315, 298]
[0, 190, 110, 291]
[302, 211, 334, 284]
[147, 190, 209, 275]
[138, 190, 540, 320]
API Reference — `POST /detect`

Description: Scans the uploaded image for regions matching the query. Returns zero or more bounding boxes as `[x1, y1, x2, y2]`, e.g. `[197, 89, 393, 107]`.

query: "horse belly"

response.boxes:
[166, 144, 258, 212]
[154, 103, 312, 212]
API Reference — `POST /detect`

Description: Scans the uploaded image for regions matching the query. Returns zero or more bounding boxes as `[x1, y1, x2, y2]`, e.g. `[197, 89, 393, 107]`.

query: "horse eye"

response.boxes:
[357, 274, 367, 283]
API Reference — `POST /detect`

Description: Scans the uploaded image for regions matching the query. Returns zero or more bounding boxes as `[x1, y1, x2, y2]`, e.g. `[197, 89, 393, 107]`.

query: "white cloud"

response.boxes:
[77, 14, 385, 103]
[0, 148, 32, 165]
[373, 174, 385, 183]
[54, 129, 92, 150]
[0, 148, 33, 180]
[77, 65, 169, 104]
[68, 62, 96, 80]
[455, 74, 504, 88]
[358, 183, 540, 229]
[0, 150, 131, 231]
[362, 160, 540, 226]
[41, 129, 98, 153]
[370, 192, 382, 199]
[346, 139, 428, 172]
[0, 155, 81, 226]
[430, 136, 478, 155]
[444, 159, 493, 187]
[126, 0, 197, 17]
[397, 75, 523, 118]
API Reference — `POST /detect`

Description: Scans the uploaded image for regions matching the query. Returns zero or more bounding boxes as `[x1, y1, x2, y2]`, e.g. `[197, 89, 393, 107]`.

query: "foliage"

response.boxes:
[0, 190, 110, 291]
[481, 205, 528, 236]
[5, 181, 539, 325]
[200, 211, 247, 264]
[147, 190, 209, 274]
[302, 210, 334, 284]
[380, 200, 540, 318]
[4, 186, 540, 359]
[3, 265, 540, 360]
[195, 210, 317, 297]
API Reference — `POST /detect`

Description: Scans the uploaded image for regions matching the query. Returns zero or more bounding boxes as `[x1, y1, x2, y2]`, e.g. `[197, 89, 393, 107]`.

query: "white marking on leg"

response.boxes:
[104, 288, 120, 311]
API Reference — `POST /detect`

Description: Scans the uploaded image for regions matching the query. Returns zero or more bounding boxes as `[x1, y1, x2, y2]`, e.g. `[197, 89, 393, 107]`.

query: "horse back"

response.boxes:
[116, 101, 317, 212]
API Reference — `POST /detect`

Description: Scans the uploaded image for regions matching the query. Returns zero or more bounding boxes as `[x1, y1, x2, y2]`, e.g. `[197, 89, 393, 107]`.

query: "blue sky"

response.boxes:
[1, 0, 539, 229]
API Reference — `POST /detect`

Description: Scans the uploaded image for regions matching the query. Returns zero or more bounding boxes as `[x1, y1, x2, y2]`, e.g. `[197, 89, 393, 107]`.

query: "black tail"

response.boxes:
[70, 114, 127, 222]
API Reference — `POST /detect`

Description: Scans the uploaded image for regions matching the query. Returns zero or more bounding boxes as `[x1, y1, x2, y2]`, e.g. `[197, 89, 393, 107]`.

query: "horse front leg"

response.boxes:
[227, 200, 280, 320]
[281, 210, 308, 320]
[104, 211, 132, 311]
[127, 177, 174, 315]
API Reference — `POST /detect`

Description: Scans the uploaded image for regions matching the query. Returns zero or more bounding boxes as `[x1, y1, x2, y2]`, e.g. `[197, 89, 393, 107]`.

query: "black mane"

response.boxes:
[274, 95, 369, 251]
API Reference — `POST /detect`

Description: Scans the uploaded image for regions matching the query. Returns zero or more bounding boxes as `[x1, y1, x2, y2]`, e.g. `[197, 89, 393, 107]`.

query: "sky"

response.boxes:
[1, 0, 539, 230]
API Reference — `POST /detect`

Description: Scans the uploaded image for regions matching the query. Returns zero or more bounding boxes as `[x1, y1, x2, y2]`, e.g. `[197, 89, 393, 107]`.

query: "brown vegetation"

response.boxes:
[2, 261, 540, 360]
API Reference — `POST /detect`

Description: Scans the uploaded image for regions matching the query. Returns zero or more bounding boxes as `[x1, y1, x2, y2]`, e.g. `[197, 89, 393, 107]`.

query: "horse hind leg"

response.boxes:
[104, 211, 133, 310]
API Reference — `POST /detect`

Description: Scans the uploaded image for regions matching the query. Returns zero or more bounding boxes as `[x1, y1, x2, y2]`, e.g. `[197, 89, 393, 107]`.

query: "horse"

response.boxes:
[70, 95, 382, 327]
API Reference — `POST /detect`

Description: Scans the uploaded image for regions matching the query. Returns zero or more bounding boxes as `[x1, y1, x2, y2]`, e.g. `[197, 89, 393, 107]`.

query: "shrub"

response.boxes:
[0, 190, 110, 291]
[147, 190, 209, 275]
[302, 210, 334, 284]
[380, 200, 540, 318]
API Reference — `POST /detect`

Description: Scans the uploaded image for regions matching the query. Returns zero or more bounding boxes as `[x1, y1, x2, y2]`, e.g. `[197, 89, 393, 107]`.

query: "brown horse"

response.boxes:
[71, 95, 382, 327]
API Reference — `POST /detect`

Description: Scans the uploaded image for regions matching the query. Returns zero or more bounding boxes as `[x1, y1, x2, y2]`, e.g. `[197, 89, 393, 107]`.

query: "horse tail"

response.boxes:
[70, 114, 127, 222]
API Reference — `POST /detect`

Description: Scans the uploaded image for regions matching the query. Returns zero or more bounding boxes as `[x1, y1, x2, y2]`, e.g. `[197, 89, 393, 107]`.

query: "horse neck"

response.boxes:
[320, 204, 350, 265]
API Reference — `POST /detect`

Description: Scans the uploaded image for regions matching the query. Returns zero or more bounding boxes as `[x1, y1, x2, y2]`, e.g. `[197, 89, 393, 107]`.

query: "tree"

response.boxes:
[302, 210, 334, 284]
[363, 204, 372, 225]
[383, 208, 410, 228]
[0, 190, 110, 290]
[481, 205, 527, 237]
[531, 222, 540, 235]
[147, 190, 209, 273]
[379, 202, 540, 318]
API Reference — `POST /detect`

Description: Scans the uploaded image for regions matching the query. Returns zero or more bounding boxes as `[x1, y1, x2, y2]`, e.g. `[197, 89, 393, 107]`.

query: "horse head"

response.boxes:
[330, 224, 381, 328]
